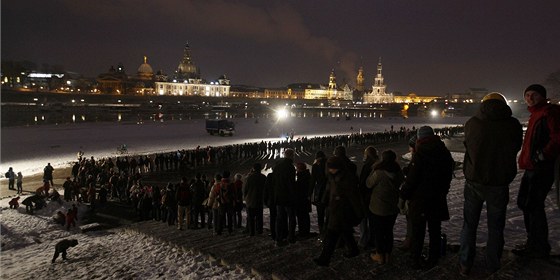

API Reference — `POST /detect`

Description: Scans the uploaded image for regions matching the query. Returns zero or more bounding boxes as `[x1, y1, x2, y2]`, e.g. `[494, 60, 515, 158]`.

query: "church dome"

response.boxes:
[138, 56, 154, 74]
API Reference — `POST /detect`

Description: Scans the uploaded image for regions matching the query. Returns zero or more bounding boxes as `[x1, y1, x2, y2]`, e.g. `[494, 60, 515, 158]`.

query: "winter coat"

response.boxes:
[55, 239, 78, 251]
[463, 99, 523, 186]
[273, 158, 296, 206]
[367, 168, 404, 216]
[359, 158, 376, 207]
[311, 158, 327, 205]
[294, 169, 312, 208]
[176, 182, 192, 206]
[243, 171, 267, 209]
[325, 168, 363, 232]
[207, 182, 221, 209]
[518, 102, 560, 171]
[263, 173, 275, 208]
[190, 179, 206, 206]
[400, 135, 454, 221]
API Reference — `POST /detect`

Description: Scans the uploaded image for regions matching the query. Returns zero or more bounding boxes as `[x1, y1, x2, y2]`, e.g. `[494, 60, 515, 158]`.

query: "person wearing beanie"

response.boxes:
[514, 84, 560, 258]
[314, 156, 362, 267]
[244, 162, 267, 236]
[311, 151, 328, 236]
[417, 126, 434, 140]
[459, 92, 523, 275]
[400, 124, 454, 269]
[333, 145, 358, 175]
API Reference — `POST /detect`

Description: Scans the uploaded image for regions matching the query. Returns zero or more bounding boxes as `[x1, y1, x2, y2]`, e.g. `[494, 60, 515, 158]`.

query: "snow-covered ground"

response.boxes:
[0, 116, 469, 177]
[1, 166, 558, 279]
[0, 197, 254, 279]
[3, 115, 558, 279]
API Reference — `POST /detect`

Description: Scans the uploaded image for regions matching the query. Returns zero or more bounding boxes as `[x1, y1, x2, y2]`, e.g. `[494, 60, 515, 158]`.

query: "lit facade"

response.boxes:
[363, 58, 394, 103]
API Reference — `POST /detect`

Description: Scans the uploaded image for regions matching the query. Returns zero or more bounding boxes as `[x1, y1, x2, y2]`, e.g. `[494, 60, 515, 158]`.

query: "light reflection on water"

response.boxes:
[16, 109, 399, 127]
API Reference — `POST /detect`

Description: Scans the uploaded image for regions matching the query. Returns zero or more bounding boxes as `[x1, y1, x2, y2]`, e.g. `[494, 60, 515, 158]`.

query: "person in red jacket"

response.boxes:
[514, 84, 560, 259]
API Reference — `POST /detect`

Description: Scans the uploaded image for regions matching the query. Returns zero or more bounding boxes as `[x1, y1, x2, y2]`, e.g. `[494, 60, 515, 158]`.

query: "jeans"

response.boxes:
[247, 207, 264, 235]
[371, 213, 397, 254]
[459, 181, 509, 272]
[177, 205, 191, 229]
[410, 215, 441, 264]
[517, 169, 554, 255]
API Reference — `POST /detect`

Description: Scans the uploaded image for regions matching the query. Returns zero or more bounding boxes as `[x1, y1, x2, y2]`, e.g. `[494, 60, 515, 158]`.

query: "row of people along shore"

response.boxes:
[6, 84, 559, 276]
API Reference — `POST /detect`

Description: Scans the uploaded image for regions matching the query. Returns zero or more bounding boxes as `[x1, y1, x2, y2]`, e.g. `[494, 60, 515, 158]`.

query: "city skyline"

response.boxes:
[2, 0, 560, 99]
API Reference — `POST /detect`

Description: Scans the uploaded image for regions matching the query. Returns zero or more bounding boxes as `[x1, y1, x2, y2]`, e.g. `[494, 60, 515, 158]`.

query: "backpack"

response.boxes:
[5, 172, 10, 178]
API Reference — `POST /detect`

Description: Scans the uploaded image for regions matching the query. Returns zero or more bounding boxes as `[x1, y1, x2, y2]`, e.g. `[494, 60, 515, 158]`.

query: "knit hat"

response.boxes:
[326, 156, 344, 169]
[315, 151, 326, 159]
[417, 126, 434, 140]
[524, 84, 547, 99]
[482, 92, 507, 103]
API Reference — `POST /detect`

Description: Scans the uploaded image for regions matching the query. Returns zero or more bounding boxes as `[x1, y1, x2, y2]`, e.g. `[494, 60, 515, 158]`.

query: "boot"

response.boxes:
[370, 253, 385, 265]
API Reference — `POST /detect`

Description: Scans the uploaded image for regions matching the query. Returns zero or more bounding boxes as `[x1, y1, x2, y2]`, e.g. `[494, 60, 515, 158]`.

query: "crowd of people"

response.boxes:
[5, 83, 558, 275]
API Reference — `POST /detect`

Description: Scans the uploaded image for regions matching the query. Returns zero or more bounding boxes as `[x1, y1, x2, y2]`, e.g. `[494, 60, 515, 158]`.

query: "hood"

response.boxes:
[477, 99, 512, 121]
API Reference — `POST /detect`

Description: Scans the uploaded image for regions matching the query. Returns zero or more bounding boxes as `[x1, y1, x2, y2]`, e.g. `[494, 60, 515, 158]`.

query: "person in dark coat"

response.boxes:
[243, 163, 267, 236]
[9, 196, 20, 209]
[311, 151, 327, 236]
[273, 148, 297, 246]
[52, 239, 78, 263]
[459, 93, 523, 275]
[62, 177, 73, 202]
[358, 146, 379, 248]
[313, 156, 361, 267]
[294, 162, 312, 238]
[263, 169, 277, 241]
[190, 173, 207, 229]
[400, 126, 454, 269]
[514, 84, 560, 259]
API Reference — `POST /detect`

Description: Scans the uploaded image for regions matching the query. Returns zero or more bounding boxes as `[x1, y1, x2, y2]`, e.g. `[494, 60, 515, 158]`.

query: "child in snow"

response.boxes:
[52, 239, 79, 263]
[9, 196, 20, 209]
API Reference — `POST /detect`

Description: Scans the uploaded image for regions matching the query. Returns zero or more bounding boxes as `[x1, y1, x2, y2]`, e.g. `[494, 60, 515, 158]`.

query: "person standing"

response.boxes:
[459, 93, 523, 275]
[176, 177, 192, 230]
[367, 149, 404, 265]
[44, 163, 54, 187]
[294, 162, 312, 238]
[6, 167, 15, 190]
[16, 172, 23, 194]
[311, 151, 328, 236]
[514, 84, 560, 258]
[274, 148, 297, 246]
[244, 163, 267, 236]
[313, 156, 361, 266]
[358, 146, 379, 249]
[400, 126, 454, 269]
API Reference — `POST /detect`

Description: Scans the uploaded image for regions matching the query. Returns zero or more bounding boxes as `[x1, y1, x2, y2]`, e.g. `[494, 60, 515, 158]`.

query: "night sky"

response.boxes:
[2, 0, 559, 99]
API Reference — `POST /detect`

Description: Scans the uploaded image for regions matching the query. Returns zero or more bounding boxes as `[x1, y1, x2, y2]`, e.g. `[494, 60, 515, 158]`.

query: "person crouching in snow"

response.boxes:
[66, 208, 77, 230]
[52, 239, 79, 263]
[9, 196, 20, 209]
[53, 211, 66, 226]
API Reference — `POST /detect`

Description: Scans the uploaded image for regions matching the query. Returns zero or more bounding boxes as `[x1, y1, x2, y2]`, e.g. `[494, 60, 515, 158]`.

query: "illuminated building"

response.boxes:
[363, 58, 394, 103]
[154, 43, 230, 97]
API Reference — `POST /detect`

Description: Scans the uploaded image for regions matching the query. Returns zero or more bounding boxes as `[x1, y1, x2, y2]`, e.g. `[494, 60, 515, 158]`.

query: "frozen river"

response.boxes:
[0, 116, 469, 176]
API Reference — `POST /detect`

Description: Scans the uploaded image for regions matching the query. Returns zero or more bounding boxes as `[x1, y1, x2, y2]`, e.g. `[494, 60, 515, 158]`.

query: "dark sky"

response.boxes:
[2, 0, 559, 99]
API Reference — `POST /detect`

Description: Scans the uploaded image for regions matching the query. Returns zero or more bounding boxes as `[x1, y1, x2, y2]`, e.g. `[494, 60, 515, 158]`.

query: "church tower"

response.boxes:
[328, 69, 337, 90]
[356, 66, 365, 92]
[372, 57, 386, 95]
[363, 57, 392, 103]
